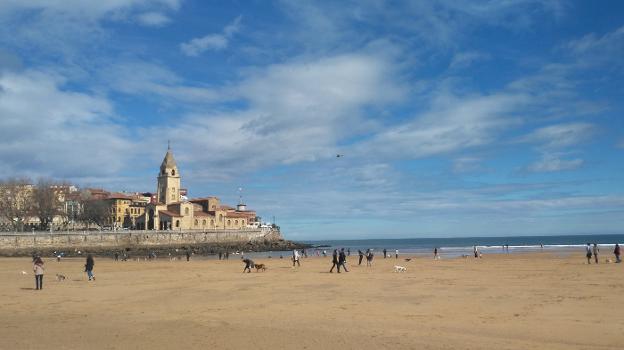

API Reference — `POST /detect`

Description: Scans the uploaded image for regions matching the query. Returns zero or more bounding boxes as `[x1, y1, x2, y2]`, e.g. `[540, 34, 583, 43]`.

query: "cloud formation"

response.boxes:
[0, 70, 132, 179]
[180, 16, 242, 56]
[137, 12, 172, 27]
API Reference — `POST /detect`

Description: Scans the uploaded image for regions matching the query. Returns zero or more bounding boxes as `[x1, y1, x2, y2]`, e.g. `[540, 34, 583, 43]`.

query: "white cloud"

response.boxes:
[356, 92, 527, 160]
[180, 16, 242, 56]
[139, 52, 404, 176]
[518, 122, 595, 149]
[517, 123, 595, 173]
[449, 51, 490, 69]
[453, 157, 483, 173]
[527, 154, 584, 172]
[0, 0, 182, 62]
[101, 61, 226, 103]
[0, 0, 181, 19]
[137, 11, 171, 27]
[566, 25, 624, 55]
[0, 70, 133, 179]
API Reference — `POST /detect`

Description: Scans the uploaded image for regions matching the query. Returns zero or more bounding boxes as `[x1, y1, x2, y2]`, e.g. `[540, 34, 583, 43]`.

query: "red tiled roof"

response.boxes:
[107, 193, 133, 200]
[226, 212, 251, 219]
[190, 197, 219, 202]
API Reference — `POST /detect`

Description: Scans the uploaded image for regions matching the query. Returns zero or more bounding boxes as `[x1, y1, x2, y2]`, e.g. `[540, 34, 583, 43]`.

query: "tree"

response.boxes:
[0, 178, 34, 232]
[32, 179, 66, 230]
[80, 199, 109, 228]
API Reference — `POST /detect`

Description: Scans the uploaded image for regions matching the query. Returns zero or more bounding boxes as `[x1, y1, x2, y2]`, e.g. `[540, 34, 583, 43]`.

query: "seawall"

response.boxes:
[0, 228, 306, 256]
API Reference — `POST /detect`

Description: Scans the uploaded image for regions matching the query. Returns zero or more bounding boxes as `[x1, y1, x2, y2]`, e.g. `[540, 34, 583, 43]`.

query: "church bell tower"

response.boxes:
[156, 144, 181, 204]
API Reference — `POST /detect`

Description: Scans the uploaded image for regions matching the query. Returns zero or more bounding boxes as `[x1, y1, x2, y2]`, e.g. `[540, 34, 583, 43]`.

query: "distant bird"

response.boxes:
[404, 258, 412, 262]
[336, 154, 344, 158]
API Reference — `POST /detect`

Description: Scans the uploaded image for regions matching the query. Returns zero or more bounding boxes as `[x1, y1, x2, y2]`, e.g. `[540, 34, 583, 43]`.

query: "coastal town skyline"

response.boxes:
[1, 1, 623, 239]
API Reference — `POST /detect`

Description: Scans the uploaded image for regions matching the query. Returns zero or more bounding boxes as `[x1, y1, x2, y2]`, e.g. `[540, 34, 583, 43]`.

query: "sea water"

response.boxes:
[209, 234, 623, 260]
[302, 234, 624, 258]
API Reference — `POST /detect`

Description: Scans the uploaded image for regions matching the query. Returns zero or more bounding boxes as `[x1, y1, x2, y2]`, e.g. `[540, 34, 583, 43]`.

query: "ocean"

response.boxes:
[220, 234, 623, 260]
[300, 234, 624, 258]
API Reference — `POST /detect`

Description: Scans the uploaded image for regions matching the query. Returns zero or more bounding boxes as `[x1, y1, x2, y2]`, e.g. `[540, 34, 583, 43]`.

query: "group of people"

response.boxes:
[30, 254, 95, 290]
[357, 249, 375, 266]
[329, 248, 349, 273]
[586, 243, 621, 264]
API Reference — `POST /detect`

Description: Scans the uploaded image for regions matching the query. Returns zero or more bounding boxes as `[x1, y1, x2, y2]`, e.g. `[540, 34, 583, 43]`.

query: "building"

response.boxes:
[136, 146, 258, 231]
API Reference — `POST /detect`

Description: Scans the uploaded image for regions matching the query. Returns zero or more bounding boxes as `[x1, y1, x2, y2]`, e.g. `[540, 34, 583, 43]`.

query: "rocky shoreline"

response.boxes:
[0, 239, 312, 258]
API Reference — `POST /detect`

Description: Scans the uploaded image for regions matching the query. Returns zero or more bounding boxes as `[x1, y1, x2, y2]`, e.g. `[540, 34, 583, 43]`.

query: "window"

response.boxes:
[185, 207, 189, 215]
[194, 219, 198, 226]
[202, 220, 206, 225]
[227, 220, 231, 225]
[175, 220, 180, 228]
[235, 220, 238, 225]
[172, 170, 175, 176]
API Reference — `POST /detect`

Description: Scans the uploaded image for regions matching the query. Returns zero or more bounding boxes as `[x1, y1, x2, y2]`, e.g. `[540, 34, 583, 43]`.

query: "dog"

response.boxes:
[254, 263, 267, 272]
[404, 258, 412, 262]
[55, 273, 66, 281]
[394, 265, 407, 273]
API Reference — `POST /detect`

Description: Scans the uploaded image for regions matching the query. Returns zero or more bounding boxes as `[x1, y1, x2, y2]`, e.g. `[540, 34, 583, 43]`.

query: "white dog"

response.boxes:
[394, 265, 407, 273]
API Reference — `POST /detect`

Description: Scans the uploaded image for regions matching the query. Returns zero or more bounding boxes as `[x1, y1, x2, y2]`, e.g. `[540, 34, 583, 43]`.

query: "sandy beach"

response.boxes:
[0, 252, 622, 349]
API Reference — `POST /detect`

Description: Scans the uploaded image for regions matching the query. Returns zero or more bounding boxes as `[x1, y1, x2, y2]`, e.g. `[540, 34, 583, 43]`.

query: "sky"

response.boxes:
[0, 1, 623, 240]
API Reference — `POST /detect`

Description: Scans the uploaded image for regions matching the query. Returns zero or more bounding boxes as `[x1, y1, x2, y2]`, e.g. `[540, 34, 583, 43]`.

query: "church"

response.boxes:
[136, 146, 257, 231]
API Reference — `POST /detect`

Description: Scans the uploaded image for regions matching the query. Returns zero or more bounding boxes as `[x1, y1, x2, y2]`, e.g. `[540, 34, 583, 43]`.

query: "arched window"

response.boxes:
[235, 220, 238, 225]
[210, 219, 214, 226]
[185, 207, 189, 215]
[194, 219, 198, 226]
[172, 169, 175, 175]
[202, 219, 206, 225]
[227, 220, 231, 225]
[175, 220, 180, 228]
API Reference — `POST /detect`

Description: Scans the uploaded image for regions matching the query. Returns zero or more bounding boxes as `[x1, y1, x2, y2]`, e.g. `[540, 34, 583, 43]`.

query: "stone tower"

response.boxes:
[156, 145, 181, 204]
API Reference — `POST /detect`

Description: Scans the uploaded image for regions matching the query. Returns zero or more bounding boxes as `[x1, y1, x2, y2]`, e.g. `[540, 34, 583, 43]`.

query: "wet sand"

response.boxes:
[0, 253, 622, 349]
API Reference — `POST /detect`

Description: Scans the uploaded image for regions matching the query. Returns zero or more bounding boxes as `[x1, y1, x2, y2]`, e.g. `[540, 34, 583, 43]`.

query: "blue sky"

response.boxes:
[0, 1, 623, 240]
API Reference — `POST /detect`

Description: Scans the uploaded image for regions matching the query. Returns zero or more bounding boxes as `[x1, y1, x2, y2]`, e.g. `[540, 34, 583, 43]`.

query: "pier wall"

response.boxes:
[0, 228, 282, 251]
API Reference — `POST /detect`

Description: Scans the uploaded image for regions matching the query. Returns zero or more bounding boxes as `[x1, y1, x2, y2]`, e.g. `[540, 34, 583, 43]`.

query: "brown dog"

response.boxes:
[254, 263, 266, 272]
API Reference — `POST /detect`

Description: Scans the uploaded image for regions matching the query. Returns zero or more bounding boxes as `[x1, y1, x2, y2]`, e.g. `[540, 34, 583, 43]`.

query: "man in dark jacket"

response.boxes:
[358, 250, 364, 265]
[338, 248, 349, 273]
[329, 249, 339, 273]
[85, 254, 95, 281]
[242, 258, 255, 273]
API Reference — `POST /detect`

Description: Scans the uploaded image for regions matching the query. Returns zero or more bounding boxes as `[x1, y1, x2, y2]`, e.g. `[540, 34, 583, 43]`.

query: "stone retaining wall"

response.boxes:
[0, 228, 282, 251]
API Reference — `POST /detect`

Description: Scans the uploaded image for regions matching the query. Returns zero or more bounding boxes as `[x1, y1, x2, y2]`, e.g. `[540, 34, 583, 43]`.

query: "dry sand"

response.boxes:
[0, 252, 622, 349]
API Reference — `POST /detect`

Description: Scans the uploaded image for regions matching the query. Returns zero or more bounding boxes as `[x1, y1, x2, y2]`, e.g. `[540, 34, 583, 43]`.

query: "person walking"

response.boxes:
[329, 249, 339, 273]
[585, 243, 592, 264]
[185, 250, 191, 261]
[292, 249, 301, 267]
[593, 243, 599, 264]
[614, 243, 621, 263]
[383, 249, 387, 259]
[114, 252, 119, 261]
[85, 254, 95, 281]
[242, 258, 254, 273]
[366, 249, 374, 267]
[473, 246, 479, 259]
[358, 250, 364, 266]
[395, 249, 399, 259]
[338, 248, 349, 273]
[434, 247, 440, 260]
[33, 257, 44, 290]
